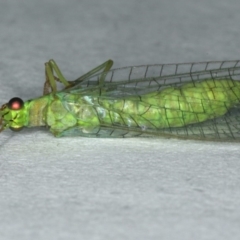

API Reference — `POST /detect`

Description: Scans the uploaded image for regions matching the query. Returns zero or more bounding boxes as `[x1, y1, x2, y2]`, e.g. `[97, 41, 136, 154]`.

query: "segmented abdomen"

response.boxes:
[45, 79, 240, 135]
[99, 79, 240, 129]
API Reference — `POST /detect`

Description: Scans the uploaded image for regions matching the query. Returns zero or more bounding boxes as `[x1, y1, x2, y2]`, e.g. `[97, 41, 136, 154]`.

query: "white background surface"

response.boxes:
[0, 0, 240, 239]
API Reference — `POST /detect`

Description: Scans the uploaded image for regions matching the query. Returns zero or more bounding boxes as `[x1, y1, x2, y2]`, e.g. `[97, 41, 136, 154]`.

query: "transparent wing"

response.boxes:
[56, 106, 240, 141]
[59, 60, 240, 141]
[65, 60, 240, 97]
[159, 106, 240, 141]
[55, 125, 145, 138]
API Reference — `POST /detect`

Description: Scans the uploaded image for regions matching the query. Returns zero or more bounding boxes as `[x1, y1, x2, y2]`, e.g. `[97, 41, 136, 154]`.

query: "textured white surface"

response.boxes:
[1, 0, 240, 239]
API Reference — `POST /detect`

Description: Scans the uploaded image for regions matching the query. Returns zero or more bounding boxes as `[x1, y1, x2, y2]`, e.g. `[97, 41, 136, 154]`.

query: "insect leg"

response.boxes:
[43, 59, 114, 94]
[73, 59, 113, 85]
[44, 59, 72, 95]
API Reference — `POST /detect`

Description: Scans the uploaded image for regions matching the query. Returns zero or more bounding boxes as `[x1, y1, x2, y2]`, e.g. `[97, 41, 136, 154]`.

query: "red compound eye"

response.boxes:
[8, 97, 24, 110]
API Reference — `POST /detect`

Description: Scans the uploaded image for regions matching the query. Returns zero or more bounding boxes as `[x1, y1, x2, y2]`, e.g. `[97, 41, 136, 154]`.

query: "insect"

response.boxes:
[1, 59, 240, 141]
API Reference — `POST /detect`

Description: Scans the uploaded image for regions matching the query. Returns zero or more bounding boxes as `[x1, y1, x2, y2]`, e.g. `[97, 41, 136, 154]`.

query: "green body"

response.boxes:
[22, 79, 240, 137]
[1, 59, 240, 140]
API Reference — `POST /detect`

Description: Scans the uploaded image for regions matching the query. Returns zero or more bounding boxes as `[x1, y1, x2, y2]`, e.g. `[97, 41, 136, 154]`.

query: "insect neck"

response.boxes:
[25, 95, 51, 127]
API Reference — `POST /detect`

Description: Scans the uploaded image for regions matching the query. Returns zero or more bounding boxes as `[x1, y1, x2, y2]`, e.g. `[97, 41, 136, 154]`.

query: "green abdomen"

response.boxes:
[98, 79, 240, 129]
[46, 79, 240, 135]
